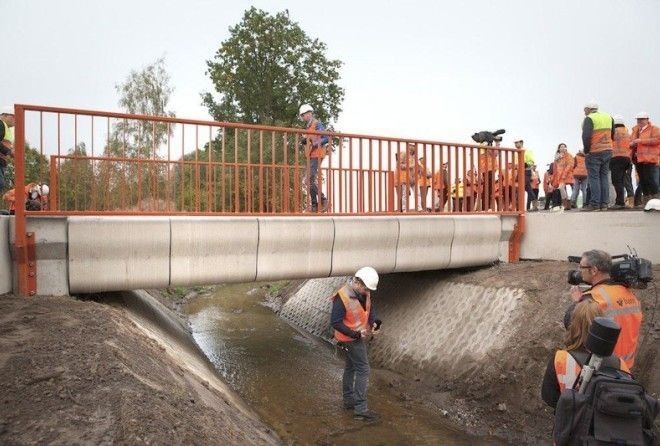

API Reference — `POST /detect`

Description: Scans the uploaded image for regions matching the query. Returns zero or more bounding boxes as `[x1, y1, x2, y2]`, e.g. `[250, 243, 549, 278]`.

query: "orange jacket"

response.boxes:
[543, 171, 553, 194]
[631, 122, 660, 165]
[612, 126, 632, 159]
[552, 152, 574, 187]
[531, 170, 540, 189]
[573, 153, 587, 177]
[333, 285, 371, 343]
[554, 349, 629, 392]
[586, 284, 642, 369]
[478, 146, 499, 172]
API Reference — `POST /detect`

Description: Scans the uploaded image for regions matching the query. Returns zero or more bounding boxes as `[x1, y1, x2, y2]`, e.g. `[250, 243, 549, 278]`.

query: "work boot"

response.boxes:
[532, 200, 539, 211]
[343, 399, 356, 410]
[563, 199, 572, 211]
[320, 197, 328, 212]
[610, 204, 625, 210]
[311, 204, 318, 212]
[625, 196, 634, 208]
[581, 204, 600, 212]
[353, 410, 380, 422]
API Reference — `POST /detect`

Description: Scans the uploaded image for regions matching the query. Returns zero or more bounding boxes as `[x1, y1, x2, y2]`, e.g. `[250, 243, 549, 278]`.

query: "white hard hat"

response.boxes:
[635, 111, 650, 119]
[644, 198, 660, 211]
[584, 101, 598, 110]
[355, 266, 379, 291]
[513, 137, 524, 143]
[613, 115, 625, 125]
[39, 184, 50, 196]
[299, 104, 313, 116]
[0, 105, 14, 115]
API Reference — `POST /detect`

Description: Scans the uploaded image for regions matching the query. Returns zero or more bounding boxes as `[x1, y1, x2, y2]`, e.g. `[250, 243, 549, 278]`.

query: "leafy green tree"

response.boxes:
[3, 143, 49, 191]
[112, 56, 175, 157]
[55, 143, 94, 211]
[203, 7, 344, 126]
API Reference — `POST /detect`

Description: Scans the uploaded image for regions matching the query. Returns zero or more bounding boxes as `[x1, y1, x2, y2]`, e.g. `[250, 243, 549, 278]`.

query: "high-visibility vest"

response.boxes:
[612, 126, 632, 159]
[586, 284, 642, 369]
[394, 150, 417, 186]
[333, 285, 370, 343]
[2, 120, 13, 144]
[587, 111, 613, 153]
[554, 349, 629, 392]
[631, 123, 660, 165]
[303, 119, 327, 159]
[573, 153, 587, 177]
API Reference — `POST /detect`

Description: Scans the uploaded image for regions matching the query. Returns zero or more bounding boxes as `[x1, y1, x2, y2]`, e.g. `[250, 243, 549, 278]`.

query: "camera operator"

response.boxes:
[565, 249, 642, 369]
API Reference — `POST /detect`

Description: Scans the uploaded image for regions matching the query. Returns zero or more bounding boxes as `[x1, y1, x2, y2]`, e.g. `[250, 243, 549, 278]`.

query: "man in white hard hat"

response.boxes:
[330, 266, 382, 421]
[630, 112, 660, 207]
[299, 104, 329, 212]
[0, 105, 15, 192]
[581, 102, 615, 211]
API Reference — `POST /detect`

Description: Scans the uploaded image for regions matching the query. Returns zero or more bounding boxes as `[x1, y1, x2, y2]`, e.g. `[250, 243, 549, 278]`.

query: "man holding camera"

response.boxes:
[566, 250, 642, 369]
[299, 104, 329, 212]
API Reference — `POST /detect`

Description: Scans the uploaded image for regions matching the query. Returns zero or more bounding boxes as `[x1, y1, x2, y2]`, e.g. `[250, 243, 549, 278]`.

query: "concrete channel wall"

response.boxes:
[2, 215, 519, 296]
[280, 273, 524, 380]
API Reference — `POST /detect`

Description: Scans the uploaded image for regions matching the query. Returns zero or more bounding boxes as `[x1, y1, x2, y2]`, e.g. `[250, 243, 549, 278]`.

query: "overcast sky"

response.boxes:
[3, 0, 659, 175]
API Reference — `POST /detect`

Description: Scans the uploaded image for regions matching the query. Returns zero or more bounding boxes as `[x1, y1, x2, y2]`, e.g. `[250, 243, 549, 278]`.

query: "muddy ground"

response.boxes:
[0, 261, 657, 445]
[0, 295, 278, 445]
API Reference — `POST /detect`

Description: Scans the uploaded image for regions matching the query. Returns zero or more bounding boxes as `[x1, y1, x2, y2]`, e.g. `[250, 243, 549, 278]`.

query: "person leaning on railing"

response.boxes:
[0, 105, 15, 193]
[299, 104, 329, 212]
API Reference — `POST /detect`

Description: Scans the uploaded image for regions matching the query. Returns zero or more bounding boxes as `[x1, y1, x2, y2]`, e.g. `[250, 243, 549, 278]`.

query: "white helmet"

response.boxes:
[299, 104, 313, 116]
[584, 101, 598, 110]
[513, 137, 524, 143]
[0, 105, 14, 115]
[644, 198, 660, 212]
[355, 266, 379, 291]
[635, 111, 650, 119]
[39, 184, 50, 196]
[613, 115, 625, 125]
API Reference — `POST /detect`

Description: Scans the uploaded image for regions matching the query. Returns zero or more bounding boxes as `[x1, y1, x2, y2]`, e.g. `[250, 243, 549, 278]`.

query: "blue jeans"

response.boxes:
[585, 151, 612, 206]
[571, 176, 588, 204]
[308, 157, 325, 206]
[342, 339, 370, 414]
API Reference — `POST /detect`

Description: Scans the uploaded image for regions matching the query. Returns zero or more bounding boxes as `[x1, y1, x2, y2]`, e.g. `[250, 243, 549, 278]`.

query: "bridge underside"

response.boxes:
[2, 215, 518, 295]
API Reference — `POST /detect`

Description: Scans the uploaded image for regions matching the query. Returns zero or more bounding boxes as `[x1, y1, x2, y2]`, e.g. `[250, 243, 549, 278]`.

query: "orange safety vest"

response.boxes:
[631, 122, 660, 165]
[394, 150, 417, 187]
[333, 285, 370, 343]
[303, 118, 328, 159]
[612, 126, 632, 159]
[586, 111, 614, 154]
[552, 153, 574, 187]
[586, 284, 642, 369]
[573, 153, 587, 177]
[531, 170, 540, 188]
[554, 349, 630, 392]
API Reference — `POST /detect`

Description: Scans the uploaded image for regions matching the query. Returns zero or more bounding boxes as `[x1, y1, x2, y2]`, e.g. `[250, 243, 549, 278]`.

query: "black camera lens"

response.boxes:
[567, 270, 584, 285]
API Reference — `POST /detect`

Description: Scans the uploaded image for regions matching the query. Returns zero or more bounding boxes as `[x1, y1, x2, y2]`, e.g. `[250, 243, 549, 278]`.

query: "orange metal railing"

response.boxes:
[10, 104, 526, 294]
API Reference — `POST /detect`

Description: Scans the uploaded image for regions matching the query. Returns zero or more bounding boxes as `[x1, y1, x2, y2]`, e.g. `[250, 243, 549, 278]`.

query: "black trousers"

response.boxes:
[637, 163, 659, 196]
[609, 157, 632, 206]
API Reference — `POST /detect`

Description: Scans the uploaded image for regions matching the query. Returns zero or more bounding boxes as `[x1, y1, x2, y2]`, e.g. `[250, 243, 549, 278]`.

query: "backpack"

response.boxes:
[553, 352, 660, 446]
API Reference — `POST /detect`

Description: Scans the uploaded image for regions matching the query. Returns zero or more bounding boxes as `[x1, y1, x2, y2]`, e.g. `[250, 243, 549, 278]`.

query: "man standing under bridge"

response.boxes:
[331, 266, 382, 421]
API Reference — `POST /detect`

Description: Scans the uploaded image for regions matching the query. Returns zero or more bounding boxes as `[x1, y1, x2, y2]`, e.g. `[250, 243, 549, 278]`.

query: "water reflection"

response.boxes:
[185, 282, 500, 445]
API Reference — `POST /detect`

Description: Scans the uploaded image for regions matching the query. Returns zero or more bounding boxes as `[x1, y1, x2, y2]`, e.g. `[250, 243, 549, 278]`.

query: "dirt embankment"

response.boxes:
[384, 261, 659, 444]
[0, 294, 279, 445]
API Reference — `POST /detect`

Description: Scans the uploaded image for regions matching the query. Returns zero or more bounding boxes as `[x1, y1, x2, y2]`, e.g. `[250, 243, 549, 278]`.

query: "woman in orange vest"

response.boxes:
[431, 163, 449, 211]
[394, 143, 426, 212]
[610, 116, 633, 209]
[330, 267, 382, 421]
[541, 300, 629, 409]
[299, 104, 329, 212]
[630, 112, 660, 206]
[552, 143, 575, 210]
[570, 150, 588, 208]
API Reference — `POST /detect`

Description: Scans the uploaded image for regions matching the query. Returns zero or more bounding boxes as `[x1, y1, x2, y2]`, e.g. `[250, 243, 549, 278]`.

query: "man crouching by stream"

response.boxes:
[331, 266, 383, 422]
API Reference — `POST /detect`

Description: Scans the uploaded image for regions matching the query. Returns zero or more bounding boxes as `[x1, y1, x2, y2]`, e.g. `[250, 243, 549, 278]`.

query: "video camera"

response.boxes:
[471, 129, 506, 146]
[567, 250, 653, 289]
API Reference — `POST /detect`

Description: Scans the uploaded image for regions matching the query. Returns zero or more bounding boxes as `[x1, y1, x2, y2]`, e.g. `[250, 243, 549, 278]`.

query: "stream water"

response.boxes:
[185, 283, 500, 445]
